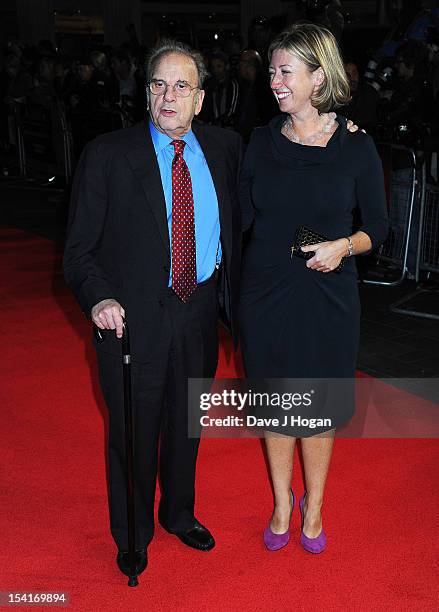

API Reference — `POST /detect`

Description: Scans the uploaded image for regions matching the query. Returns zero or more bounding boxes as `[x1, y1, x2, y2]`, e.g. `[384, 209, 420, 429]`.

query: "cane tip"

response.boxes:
[128, 576, 138, 587]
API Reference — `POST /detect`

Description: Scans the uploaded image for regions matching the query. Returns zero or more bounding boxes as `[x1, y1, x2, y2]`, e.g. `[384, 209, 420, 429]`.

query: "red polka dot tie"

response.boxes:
[171, 139, 197, 302]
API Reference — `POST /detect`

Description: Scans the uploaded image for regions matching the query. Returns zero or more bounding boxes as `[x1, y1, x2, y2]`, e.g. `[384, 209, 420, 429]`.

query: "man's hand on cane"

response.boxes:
[92, 299, 125, 339]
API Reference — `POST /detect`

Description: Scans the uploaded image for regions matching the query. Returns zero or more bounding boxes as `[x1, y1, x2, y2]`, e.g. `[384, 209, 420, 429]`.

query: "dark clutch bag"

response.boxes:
[290, 225, 344, 274]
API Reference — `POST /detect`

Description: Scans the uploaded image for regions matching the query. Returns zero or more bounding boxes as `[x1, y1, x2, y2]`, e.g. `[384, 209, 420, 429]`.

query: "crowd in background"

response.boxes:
[1, 0, 439, 184]
[0, 39, 148, 166]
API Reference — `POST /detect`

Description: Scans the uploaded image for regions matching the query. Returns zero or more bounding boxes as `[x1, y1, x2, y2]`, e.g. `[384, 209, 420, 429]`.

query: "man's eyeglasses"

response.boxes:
[147, 79, 199, 98]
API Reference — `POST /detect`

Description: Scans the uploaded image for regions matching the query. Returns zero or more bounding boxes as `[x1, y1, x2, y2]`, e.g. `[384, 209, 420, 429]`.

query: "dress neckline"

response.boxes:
[268, 113, 346, 163]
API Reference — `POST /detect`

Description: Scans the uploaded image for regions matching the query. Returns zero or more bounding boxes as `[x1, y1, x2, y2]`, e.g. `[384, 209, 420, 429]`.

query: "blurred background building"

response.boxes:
[0, 1, 426, 52]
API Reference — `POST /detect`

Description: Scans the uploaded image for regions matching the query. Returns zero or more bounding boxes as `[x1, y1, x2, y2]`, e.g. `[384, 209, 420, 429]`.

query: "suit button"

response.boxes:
[158, 299, 164, 307]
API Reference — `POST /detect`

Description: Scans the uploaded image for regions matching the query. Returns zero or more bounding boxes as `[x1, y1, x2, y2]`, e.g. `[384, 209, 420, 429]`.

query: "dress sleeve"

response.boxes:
[355, 135, 389, 250]
[239, 130, 257, 232]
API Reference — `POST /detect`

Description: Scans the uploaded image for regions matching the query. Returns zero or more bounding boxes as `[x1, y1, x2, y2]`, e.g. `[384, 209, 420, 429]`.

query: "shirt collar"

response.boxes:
[149, 119, 201, 156]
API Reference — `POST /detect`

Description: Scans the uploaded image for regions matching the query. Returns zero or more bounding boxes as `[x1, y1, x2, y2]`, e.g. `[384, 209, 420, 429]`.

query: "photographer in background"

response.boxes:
[382, 39, 433, 147]
[306, 0, 345, 42]
[234, 49, 276, 142]
[199, 51, 239, 128]
[340, 60, 379, 133]
[110, 48, 145, 124]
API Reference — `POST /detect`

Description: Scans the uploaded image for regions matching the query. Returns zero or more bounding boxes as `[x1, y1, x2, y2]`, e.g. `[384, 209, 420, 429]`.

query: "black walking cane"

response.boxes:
[94, 319, 139, 587]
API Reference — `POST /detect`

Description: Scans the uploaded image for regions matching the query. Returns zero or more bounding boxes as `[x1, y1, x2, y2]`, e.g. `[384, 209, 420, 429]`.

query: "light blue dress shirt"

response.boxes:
[149, 120, 222, 285]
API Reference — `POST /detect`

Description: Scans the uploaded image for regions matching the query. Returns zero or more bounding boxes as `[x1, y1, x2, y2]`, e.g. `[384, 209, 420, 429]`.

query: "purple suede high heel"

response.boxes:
[299, 492, 327, 554]
[263, 490, 295, 551]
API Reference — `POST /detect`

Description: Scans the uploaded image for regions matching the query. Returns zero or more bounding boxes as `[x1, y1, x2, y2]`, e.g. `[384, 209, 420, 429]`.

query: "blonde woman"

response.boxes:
[239, 23, 388, 553]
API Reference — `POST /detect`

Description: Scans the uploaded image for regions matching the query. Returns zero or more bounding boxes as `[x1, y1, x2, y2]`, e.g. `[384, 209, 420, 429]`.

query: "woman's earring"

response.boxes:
[315, 68, 325, 88]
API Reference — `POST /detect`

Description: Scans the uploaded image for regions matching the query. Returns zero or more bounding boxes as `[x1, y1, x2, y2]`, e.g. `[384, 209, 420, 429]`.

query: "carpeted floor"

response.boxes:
[1, 227, 438, 611]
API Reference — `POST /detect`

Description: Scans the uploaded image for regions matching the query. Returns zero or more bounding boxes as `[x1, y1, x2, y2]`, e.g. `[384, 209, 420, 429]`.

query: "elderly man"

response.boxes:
[63, 40, 242, 576]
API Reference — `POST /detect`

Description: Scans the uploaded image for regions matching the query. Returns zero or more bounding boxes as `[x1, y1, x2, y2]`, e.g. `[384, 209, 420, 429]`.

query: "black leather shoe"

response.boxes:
[175, 520, 215, 551]
[116, 548, 148, 577]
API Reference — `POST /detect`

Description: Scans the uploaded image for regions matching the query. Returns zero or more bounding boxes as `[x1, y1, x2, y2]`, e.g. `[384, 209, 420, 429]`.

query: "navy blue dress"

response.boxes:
[239, 114, 389, 435]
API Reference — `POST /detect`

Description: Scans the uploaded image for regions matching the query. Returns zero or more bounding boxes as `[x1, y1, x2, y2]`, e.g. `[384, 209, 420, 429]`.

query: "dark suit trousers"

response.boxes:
[97, 278, 219, 551]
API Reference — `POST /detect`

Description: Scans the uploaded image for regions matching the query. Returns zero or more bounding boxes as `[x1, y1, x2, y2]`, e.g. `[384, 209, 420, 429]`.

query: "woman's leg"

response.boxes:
[264, 432, 297, 533]
[300, 430, 335, 537]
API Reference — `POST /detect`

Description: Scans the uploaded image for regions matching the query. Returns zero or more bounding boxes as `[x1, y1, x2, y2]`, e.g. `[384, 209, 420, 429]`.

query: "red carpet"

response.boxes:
[1, 227, 438, 611]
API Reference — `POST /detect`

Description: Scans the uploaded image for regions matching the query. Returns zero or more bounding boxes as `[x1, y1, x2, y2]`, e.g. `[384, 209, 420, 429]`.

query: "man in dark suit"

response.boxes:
[63, 40, 242, 577]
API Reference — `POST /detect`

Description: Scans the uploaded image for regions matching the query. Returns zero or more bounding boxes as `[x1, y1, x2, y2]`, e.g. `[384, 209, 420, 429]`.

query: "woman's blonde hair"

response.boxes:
[268, 22, 350, 112]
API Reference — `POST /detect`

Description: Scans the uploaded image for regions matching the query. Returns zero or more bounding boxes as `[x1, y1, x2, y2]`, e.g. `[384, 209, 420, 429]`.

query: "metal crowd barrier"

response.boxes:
[7, 102, 126, 188]
[14, 102, 26, 178]
[419, 183, 439, 276]
[9, 100, 73, 187]
[362, 143, 418, 286]
[60, 107, 73, 185]
[390, 173, 439, 320]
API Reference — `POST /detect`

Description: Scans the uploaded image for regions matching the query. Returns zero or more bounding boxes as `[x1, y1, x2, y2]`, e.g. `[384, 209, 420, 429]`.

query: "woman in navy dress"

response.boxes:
[239, 24, 388, 553]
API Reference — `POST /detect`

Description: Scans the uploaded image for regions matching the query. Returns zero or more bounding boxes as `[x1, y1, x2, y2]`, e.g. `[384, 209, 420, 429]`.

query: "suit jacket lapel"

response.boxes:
[192, 122, 232, 263]
[124, 122, 170, 257]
